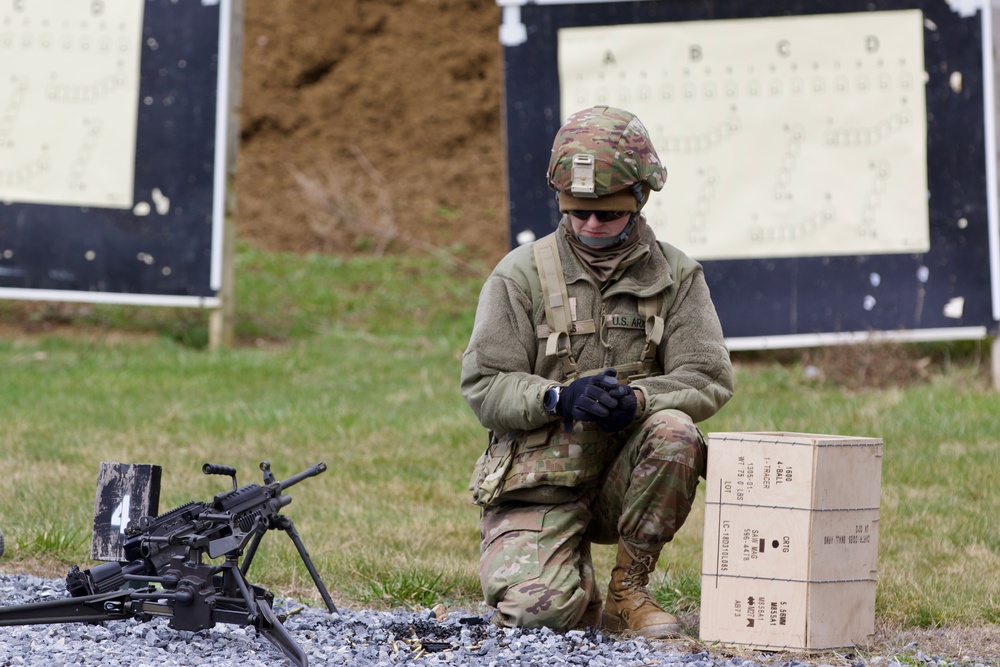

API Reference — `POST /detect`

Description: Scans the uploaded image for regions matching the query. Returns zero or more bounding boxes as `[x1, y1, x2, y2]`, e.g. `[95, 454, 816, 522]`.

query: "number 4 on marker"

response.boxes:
[111, 496, 131, 535]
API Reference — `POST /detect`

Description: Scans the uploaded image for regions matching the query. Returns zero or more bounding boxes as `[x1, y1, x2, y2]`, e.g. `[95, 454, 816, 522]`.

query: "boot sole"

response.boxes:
[601, 611, 682, 639]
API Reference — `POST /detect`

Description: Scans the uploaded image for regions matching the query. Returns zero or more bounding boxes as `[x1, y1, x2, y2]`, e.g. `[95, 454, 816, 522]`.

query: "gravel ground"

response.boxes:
[0, 574, 992, 667]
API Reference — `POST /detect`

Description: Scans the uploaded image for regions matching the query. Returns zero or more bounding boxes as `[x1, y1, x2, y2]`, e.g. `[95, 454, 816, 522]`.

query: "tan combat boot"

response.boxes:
[602, 538, 682, 638]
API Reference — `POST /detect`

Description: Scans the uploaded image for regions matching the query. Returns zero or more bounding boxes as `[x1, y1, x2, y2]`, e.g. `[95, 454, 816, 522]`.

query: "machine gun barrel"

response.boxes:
[278, 462, 327, 491]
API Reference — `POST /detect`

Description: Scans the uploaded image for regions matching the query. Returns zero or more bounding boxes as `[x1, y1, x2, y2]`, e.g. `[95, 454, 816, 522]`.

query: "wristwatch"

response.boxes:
[543, 385, 562, 416]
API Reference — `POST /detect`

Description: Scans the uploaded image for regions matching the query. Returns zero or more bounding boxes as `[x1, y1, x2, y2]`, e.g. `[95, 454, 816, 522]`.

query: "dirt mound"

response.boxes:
[237, 0, 508, 264]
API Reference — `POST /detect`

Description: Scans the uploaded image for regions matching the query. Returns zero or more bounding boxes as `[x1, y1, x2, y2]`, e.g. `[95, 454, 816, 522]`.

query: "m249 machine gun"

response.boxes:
[0, 461, 336, 667]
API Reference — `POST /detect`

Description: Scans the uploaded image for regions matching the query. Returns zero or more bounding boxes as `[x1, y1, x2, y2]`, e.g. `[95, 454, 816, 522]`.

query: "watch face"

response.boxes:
[544, 387, 560, 414]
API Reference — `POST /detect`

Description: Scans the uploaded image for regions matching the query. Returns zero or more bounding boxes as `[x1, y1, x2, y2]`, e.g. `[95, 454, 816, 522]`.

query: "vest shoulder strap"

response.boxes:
[533, 234, 579, 379]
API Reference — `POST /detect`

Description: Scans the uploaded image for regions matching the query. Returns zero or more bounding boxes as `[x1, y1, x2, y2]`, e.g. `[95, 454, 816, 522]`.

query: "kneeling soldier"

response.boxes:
[461, 106, 734, 637]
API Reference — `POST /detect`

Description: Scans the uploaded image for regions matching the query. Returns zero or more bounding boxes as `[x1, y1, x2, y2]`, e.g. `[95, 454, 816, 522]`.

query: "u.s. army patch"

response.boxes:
[606, 313, 646, 330]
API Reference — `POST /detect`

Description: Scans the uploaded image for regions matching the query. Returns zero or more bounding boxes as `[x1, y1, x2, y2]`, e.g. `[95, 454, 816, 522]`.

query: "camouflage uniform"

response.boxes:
[461, 106, 734, 633]
[479, 410, 707, 629]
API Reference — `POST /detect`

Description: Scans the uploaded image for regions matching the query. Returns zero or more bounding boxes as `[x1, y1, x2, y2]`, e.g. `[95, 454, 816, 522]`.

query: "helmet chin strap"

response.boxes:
[576, 182, 646, 248]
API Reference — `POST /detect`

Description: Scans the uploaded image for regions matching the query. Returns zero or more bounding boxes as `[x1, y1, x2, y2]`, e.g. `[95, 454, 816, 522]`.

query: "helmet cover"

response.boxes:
[547, 106, 667, 200]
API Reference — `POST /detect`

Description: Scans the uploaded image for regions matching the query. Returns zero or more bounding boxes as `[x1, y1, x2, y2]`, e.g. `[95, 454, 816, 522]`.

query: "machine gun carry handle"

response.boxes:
[202, 462, 239, 489]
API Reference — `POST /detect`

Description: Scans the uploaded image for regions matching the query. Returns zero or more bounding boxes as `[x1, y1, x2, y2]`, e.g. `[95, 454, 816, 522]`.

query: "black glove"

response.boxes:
[596, 381, 637, 433]
[557, 369, 621, 425]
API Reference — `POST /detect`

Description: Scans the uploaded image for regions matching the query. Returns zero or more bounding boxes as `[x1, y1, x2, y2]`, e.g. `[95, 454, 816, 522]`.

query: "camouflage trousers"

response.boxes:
[478, 409, 707, 631]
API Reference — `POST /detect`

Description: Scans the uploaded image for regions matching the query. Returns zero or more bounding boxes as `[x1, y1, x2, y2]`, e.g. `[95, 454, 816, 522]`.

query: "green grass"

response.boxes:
[356, 568, 456, 611]
[0, 245, 997, 643]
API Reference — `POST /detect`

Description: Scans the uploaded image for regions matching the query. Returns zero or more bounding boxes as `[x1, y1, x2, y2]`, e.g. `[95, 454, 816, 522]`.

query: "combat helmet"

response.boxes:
[547, 106, 667, 216]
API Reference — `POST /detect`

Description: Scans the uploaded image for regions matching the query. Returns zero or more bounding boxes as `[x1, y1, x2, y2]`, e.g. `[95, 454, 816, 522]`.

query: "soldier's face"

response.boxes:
[568, 211, 631, 240]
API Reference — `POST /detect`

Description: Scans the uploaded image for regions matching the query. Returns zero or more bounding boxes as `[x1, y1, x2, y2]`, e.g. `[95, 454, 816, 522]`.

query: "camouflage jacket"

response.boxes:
[460, 220, 735, 435]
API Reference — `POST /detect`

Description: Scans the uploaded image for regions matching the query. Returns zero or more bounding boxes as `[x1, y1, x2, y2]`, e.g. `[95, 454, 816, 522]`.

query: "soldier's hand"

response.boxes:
[558, 369, 621, 423]
[596, 382, 637, 433]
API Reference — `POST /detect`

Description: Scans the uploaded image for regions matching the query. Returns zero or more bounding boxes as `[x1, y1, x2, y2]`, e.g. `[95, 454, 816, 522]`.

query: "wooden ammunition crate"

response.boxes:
[700, 432, 883, 651]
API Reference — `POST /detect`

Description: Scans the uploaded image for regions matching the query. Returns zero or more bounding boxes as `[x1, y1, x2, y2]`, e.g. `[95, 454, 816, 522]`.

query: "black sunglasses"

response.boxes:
[567, 210, 630, 223]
